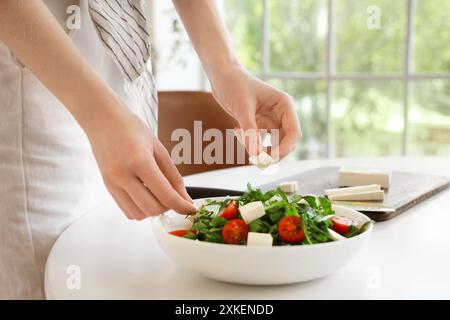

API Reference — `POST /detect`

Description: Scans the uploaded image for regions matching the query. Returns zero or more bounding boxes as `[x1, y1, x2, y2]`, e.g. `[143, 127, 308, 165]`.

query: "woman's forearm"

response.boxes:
[0, 0, 123, 135]
[172, 0, 242, 82]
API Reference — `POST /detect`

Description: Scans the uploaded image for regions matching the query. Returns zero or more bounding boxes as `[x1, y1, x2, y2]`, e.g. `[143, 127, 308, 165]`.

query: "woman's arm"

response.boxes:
[173, 0, 302, 159]
[172, 0, 240, 80]
[0, 0, 114, 130]
[0, 0, 194, 218]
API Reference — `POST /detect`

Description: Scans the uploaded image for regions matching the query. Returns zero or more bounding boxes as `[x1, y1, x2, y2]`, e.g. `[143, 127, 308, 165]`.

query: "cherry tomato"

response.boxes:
[169, 229, 197, 237]
[219, 200, 239, 220]
[222, 219, 249, 244]
[331, 216, 358, 235]
[278, 216, 305, 243]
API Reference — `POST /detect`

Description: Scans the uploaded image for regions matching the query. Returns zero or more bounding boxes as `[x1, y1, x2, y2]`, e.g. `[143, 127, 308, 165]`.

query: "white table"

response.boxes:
[45, 157, 450, 299]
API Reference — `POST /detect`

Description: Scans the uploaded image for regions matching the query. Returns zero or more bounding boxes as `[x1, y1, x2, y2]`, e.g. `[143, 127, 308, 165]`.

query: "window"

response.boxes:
[224, 0, 450, 158]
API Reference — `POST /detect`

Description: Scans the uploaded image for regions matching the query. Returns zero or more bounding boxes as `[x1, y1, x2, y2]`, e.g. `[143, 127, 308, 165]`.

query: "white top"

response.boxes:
[45, 157, 450, 299]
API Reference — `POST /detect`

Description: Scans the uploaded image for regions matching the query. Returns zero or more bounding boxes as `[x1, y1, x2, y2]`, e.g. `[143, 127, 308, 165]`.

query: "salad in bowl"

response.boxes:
[153, 184, 374, 285]
[168, 184, 372, 246]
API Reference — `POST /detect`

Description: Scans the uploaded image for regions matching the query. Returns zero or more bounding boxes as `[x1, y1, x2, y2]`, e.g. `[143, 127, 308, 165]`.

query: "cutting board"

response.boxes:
[259, 166, 450, 221]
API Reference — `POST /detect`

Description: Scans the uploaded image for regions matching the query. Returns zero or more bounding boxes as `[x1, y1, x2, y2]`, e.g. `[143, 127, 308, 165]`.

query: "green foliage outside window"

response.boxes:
[224, 0, 450, 158]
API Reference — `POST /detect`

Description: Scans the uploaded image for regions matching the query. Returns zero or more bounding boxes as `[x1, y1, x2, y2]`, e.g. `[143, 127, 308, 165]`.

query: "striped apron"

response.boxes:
[88, 0, 158, 130]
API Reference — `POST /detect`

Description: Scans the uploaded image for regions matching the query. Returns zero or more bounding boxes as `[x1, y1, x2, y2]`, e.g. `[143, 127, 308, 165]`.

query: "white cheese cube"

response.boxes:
[278, 181, 298, 194]
[328, 190, 384, 201]
[327, 228, 346, 241]
[187, 215, 196, 224]
[325, 184, 381, 196]
[238, 201, 266, 224]
[257, 151, 274, 167]
[247, 232, 273, 246]
[249, 151, 274, 170]
[268, 195, 282, 202]
[339, 167, 391, 189]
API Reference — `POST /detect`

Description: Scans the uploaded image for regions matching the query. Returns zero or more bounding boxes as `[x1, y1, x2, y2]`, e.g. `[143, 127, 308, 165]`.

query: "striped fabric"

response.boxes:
[87, 0, 158, 130]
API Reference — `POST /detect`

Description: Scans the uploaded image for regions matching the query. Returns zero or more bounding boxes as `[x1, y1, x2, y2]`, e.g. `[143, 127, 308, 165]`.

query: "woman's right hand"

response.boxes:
[87, 102, 196, 220]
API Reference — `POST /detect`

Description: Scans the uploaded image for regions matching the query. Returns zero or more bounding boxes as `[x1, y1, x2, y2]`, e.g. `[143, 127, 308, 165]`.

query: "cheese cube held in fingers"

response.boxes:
[249, 151, 274, 170]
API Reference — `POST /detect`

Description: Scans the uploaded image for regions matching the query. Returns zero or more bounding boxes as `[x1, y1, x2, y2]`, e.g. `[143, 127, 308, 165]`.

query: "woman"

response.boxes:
[0, 0, 301, 299]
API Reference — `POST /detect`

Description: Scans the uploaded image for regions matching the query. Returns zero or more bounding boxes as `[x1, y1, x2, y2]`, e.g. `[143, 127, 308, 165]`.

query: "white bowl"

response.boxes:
[152, 198, 373, 285]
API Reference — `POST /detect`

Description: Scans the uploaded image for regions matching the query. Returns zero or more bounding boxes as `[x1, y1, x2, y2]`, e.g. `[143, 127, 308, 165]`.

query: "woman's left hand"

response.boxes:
[210, 65, 302, 161]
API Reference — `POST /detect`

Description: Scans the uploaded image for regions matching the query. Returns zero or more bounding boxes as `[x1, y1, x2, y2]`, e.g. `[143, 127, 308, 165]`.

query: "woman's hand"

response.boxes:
[210, 65, 302, 160]
[87, 103, 195, 220]
[173, 0, 301, 161]
[0, 1, 195, 220]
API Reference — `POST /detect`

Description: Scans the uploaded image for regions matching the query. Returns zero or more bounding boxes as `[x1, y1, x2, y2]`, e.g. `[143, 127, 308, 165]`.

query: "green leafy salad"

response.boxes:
[168, 184, 373, 246]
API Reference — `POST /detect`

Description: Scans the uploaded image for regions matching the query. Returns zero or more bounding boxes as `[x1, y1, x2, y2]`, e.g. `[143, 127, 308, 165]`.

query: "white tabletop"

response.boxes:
[45, 157, 450, 299]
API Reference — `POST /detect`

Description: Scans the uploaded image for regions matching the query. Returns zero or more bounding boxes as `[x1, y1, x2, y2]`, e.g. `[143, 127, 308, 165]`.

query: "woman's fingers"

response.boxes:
[271, 97, 302, 160]
[137, 157, 196, 214]
[235, 115, 262, 157]
[124, 177, 168, 217]
[90, 109, 197, 221]
[108, 185, 147, 220]
[154, 140, 192, 202]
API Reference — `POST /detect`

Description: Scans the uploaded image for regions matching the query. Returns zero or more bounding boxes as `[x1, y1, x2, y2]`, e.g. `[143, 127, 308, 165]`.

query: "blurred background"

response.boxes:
[148, 0, 450, 160]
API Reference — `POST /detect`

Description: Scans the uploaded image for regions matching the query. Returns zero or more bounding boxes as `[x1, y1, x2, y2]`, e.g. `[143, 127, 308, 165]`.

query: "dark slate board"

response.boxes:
[259, 166, 450, 221]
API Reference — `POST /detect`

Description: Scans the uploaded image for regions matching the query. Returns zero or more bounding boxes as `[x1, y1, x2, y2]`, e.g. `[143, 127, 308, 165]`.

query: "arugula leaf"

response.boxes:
[182, 231, 197, 240]
[192, 221, 208, 233]
[359, 221, 374, 233]
[300, 213, 314, 244]
[204, 233, 223, 243]
[302, 195, 317, 209]
[267, 210, 284, 223]
[269, 223, 279, 235]
[239, 184, 276, 204]
[276, 188, 290, 203]
[345, 225, 360, 238]
[265, 200, 285, 212]
[249, 219, 271, 233]
[317, 196, 333, 216]
[289, 194, 303, 204]
[210, 216, 227, 228]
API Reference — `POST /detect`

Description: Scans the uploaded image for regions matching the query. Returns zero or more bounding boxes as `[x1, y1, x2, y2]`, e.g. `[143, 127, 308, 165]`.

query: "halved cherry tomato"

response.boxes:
[219, 200, 239, 220]
[222, 219, 248, 244]
[278, 216, 304, 243]
[169, 229, 197, 237]
[331, 216, 358, 235]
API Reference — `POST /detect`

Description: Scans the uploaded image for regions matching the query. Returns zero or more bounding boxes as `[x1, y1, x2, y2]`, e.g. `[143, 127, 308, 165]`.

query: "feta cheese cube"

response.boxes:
[257, 151, 274, 167]
[238, 201, 266, 224]
[247, 232, 273, 246]
[338, 167, 391, 189]
[328, 190, 384, 201]
[187, 215, 196, 224]
[268, 195, 282, 202]
[249, 151, 274, 170]
[278, 181, 298, 194]
[327, 228, 346, 241]
[325, 184, 381, 196]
